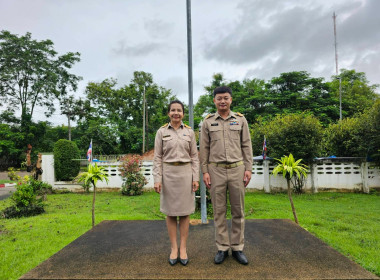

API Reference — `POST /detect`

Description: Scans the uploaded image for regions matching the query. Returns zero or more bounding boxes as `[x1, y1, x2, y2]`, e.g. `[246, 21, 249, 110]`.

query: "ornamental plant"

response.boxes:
[1, 178, 51, 219]
[76, 163, 109, 227]
[54, 139, 80, 181]
[7, 167, 20, 181]
[119, 155, 147, 196]
[272, 154, 308, 224]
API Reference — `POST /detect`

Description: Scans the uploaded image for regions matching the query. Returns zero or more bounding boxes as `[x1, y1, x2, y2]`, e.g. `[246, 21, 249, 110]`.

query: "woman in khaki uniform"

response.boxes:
[153, 100, 199, 266]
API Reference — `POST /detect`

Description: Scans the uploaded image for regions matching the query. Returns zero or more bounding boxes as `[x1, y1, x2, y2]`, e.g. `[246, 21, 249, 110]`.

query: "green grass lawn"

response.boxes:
[0, 179, 15, 184]
[0, 190, 379, 279]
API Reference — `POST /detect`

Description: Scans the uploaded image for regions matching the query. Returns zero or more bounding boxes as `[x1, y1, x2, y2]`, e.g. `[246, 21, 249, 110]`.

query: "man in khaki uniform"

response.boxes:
[200, 86, 253, 265]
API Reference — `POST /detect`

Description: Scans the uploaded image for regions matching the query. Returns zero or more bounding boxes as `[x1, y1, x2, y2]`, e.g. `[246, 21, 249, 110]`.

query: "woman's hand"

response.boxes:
[154, 182, 162, 193]
[192, 181, 199, 192]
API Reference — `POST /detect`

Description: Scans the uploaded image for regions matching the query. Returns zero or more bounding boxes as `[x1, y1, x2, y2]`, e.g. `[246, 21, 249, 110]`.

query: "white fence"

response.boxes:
[41, 154, 380, 193]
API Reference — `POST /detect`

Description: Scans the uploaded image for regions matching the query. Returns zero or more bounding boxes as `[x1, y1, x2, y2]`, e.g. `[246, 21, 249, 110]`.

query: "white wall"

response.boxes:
[41, 155, 380, 192]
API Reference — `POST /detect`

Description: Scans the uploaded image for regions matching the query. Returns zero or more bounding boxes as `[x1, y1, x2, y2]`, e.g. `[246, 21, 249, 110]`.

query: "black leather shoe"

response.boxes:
[180, 258, 189, 266]
[214, 250, 228, 264]
[232, 250, 248, 265]
[168, 257, 178, 266]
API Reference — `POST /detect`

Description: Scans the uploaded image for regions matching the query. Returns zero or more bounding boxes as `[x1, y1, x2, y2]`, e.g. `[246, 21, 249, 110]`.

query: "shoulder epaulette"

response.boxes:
[235, 112, 244, 117]
[205, 113, 215, 119]
[184, 124, 191, 129]
[161, 123, 169, 128]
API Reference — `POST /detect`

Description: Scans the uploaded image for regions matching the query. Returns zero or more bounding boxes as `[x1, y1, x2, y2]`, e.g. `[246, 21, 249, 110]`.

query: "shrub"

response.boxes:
[119, 155, 147, 196]
[251, 113, 323, 163]
[323, 118, 365, 157]
[323, 100, 380, 162]
[28, 179, 52, 197]
[1, 204, 45, 219]
[11, 183, 37, 208]
[54, 139, 80, 181]
[1, 182, 45, 218]
[7, 167, 20, 181]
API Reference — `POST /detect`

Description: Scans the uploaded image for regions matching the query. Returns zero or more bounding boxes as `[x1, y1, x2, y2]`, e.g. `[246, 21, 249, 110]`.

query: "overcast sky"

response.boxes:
[1, 0, 380, 125]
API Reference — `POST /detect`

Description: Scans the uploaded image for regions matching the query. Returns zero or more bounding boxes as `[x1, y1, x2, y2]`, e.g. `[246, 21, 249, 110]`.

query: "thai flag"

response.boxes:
[87, 140, 92, 162]
[262, 136, 267, 160]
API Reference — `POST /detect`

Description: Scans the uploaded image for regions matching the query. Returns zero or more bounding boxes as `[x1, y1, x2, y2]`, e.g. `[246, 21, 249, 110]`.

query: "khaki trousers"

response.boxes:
[208, 163, 245, 251]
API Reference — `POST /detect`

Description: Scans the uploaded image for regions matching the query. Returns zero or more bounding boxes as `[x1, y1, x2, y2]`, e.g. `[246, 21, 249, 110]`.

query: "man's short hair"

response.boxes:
[213, 86, 232, 97]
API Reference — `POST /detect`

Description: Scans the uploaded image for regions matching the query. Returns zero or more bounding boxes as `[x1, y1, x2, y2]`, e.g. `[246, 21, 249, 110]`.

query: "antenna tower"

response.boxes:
[333, 12, 342, 120]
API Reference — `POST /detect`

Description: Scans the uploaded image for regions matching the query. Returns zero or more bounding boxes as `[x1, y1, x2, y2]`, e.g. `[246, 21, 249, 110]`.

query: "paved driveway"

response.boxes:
[0, 185, 16, 201]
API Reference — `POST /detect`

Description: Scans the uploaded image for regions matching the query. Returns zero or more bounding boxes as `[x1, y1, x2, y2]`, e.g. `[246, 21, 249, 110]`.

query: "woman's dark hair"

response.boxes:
[167, 100, 185, 113]
[213, 86, 232, 97]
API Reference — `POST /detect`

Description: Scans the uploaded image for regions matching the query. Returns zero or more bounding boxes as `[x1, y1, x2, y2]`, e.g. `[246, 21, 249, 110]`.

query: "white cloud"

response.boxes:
[1, 0, 379, 125]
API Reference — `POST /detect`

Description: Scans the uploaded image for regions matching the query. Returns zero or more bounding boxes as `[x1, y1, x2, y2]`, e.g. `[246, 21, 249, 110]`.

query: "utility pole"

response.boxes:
[186, 0, 194, 129]
[333, 12, 342, 120]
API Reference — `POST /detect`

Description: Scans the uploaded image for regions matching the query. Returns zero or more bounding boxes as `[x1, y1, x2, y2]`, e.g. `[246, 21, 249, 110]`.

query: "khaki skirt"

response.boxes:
[161, 163, 195, 216]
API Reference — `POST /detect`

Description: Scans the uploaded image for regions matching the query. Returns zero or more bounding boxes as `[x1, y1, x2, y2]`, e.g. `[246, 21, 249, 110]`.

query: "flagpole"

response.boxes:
[90, 139, 93, 164]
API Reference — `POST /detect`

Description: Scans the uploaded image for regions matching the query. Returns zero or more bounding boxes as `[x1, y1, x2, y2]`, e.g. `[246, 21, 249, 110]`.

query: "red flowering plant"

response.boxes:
[119, 155, 147, 196]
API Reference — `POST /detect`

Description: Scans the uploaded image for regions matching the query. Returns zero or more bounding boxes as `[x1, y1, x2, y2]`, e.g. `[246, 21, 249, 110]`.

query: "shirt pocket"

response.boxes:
[162, 135, 174, 152]
[229, 125, 241, 140]
[180, 134, 192, 142]
[209, 125, 222, 141]
[180, 134, 192, 153]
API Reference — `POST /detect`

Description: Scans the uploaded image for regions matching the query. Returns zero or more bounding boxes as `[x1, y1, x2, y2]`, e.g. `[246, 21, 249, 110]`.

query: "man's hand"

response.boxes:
[203, 173, 211, 189]
[154, 182, 162, 193]
[243, 170, 252, 187]
[192, 181, 199, 192]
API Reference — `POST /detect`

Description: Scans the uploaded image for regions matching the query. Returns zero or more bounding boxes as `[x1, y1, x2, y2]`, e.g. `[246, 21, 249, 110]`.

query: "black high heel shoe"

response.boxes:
[168, 257, 178, 266]
[179, 257, 189, 266]
[179, 250, 189, 266]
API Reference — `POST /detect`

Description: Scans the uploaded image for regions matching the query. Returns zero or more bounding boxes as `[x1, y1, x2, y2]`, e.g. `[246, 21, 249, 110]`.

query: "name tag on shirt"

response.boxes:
[163, 135, 171, 138]
[211, 123, 219, 126]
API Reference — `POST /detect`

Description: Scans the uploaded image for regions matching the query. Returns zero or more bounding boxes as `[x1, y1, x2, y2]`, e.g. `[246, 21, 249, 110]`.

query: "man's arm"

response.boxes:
[199, 120, 210, 174]
[200, 120, 212, 189]
[241, 117, 253, 172]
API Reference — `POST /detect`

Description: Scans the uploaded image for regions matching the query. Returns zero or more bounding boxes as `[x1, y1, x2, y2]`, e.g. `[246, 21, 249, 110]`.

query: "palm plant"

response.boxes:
[76, 163, 109, 227]
[272, 154, 308, 224]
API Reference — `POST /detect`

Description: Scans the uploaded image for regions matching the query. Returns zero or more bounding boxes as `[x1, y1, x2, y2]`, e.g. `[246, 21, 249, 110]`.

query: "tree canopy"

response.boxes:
[194, 70, 378, 128]
[0, 30, 82, 124]
[0, 30, 379, 168]
[77, 71, 176, 154]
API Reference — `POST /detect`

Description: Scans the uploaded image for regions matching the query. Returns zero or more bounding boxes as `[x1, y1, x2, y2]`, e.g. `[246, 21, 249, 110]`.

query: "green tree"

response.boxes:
[194, 73, 225, 127]
[272, 154, 308, 224]
[0, 123, 24, 166]
[83, 72, 175, 154]
[196, 71, 339, 127]
[251, 113, 323, 163]
[0, 30, 82, 126]
[328, 69, 379, 117]
[267, 71, 339, 125]
[324, 99, 380, 163]
[59, 95, 86, 141]
[0, 110, 52, 167]
[323, 118, 365, 157]
[76, 163, 109, 227]
[363, 100, 380, 164]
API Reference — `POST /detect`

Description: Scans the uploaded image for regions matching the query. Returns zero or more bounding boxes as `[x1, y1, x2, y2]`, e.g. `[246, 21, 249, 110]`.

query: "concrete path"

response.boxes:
[0, 184, 16, 201]
[20, 219, 378, 280]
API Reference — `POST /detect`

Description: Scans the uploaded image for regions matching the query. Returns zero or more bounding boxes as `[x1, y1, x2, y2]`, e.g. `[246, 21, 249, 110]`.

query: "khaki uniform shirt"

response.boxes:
[153, 122, 200, 183]
[200, 111, 253, 173]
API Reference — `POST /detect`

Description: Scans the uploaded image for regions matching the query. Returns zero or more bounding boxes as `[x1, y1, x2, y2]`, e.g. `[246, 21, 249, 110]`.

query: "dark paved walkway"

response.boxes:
[20, 219, 378, 280]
